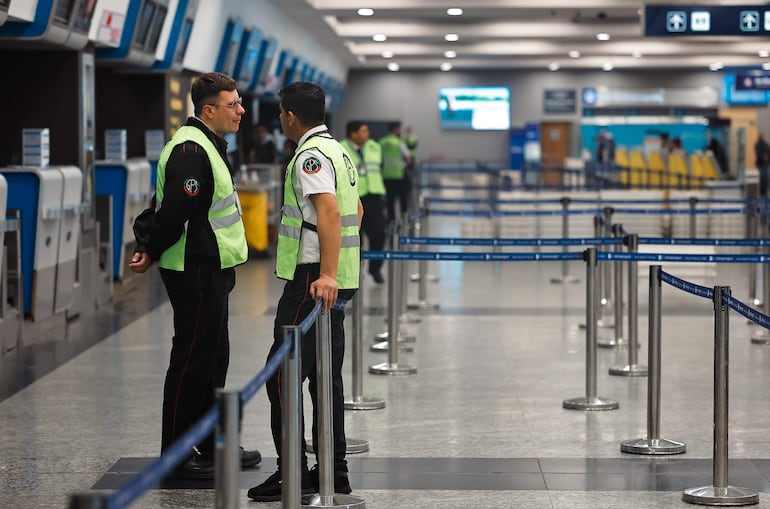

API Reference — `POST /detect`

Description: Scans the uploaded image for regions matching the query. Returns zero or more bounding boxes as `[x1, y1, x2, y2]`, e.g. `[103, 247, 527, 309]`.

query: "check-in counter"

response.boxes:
[55, 167, 83, 314]
[0, 174, 22, 355]
[95, 159, 152, 280]
[1, 166, 64, 321]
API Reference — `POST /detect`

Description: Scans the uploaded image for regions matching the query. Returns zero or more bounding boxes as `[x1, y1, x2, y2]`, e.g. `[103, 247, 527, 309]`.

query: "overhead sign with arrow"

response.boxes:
[645, 5, 770, 36]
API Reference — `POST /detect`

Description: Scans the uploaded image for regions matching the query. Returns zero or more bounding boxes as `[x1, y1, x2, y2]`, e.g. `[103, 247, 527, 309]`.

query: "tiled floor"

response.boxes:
[2, 213, 770, 508]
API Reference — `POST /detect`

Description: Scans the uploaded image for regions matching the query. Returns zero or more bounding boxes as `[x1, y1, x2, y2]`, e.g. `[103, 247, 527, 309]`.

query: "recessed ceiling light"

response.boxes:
[548, 62, 560, 71]
[597, 33, 610, 41]
[440, 62, 453, 71]
[447, 8, 463, 16]
[444, 50, 457, 58]
[357, 55, 366, 64]
[373, 34, 387, 42]
[569, 50, 581, 58]
[763, 62, 770, 70]
[382, 51, 394, 59]
[632, 50, 643, 58]
[357, 8, 374, 16]
[387, 62, 400, 72]
[602, 62, 614, 71]
[760, 50, 770, 58]
[445, 33, 460, 42]
[708, 62, 723, 71]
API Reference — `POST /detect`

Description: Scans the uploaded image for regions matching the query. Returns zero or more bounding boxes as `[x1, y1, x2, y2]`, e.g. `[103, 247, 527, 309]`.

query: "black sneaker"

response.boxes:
[309, 465, 352, 494]
[240, 447, 261, 468]
[247, 469, 315, 502]
[168, 455, 215, 480]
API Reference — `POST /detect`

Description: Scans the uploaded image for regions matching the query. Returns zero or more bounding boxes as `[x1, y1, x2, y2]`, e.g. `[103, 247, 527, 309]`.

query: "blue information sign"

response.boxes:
[645, 5, 770, 36]
[735, 73, 770, 90]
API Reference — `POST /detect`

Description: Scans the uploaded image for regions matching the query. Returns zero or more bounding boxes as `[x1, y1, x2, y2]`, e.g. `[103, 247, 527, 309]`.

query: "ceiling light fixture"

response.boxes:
[357, 8, 374, 16]
[445, 33, 460, 42]
[596, 33, 610, 41]
[444, 50, 457, 58]
[708, 62, 723, 71]
[373, 34, 387, 42]
[387, 62, 400, 72]
[447, 8, 463, 16]
[764, 62, 770, 70]
[440, 62, 453, 71]
[760, 50, 770, 58]
[632, 50, 643, 58]
[568, 50, 580, 58]
[382, 51, 394, 58]
[548, 62, 560, 71]
[602, 62, 613, 71]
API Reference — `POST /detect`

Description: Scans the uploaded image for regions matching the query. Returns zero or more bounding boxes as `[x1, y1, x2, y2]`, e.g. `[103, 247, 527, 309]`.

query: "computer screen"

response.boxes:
[438, 86, 511, 130]
[174, 18, 193, 64]
[54, 0, 76, 24]
[133, 1, 157, 48]
[73, 0, 97, 32]
[145, 5, 167, 52]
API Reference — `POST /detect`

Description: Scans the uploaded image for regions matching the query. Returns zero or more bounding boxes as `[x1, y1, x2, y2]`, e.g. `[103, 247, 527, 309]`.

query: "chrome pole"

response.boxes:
[215, 390, 240, 509]
[751, 247, 770, 344]
[599, 224, 626, 348]
[621, 266, 685, 455]
[67, 494, 106, 509]
[408, 208, 440, 308]
[610, 234, 647, 376]
[370, 260, 417, 375]
[282, 325, 302, 509]
[689, 196, 698, 238]
[683, 287, 758, 506]
[603, 207, 614, 303]
[373, 226, 415, 348]
[563, 248, 619, 411]
[748, 207, 761, 306]
[551, 197, 579, 284]
[399, 219, 421, 323]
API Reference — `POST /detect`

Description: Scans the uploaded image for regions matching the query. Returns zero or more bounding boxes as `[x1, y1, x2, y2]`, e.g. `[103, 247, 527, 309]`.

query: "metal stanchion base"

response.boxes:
[579, 319, 614, 330]
[598, 336, 626, 348]
[371, 341, 413, 352]
[344, 396, 386, 410]
[410, 273, 439, 282]
[369, 362, 417, 375]
[682, 485, 759, 506]
[750, 331, 770, 344]
[752, 298, 763, 307]
[406, 300, 440, 310]
[562, 396, 619, 410]
[621, 437, 686, 455]
[609, 364, 648, 377]
[302, 493, 366, 508]
[306, 438, 369, 455]
[374, 331, 416, 341]
[550, 276, 580, 284]
[399, 313, 422, 323]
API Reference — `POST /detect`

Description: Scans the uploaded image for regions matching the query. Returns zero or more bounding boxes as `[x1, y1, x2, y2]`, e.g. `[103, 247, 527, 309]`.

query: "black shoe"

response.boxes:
[309, 465, 352, 494]
[169, 455, 215, 480]
[370, 271, 385, 284]
[247, 469, 315, 502]
[240, 447, 261, 468]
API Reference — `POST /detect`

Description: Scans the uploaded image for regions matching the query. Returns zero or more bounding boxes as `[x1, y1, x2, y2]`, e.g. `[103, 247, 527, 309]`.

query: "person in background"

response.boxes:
[659, 132, 671, 155]
[380, 122, 412, 225]
[247, 82, 363, 502]
[706, 138, 729, 177]
[596, 130, 615, 166]
[249, 123, 278, 164]
[403, 126, 418, 170]
[128, 72, 261, 479]
[756, 133, 770, 197]
[341, 121, 387, 284]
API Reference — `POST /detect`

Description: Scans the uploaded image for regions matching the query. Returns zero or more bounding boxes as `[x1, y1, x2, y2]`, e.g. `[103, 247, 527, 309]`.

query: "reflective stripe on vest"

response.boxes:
[155, 125, 247, 271]
[276, 134, 360, 289]
[380, 134, 405, 179]
[340, 139, 385, 197]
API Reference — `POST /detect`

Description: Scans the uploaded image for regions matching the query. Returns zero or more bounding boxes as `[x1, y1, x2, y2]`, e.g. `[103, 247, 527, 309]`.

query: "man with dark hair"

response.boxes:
[379, 121, 412, 224]
[247, 82, 363, 501]
[129, 72, 261, 478]
[341, 120, 387, 283]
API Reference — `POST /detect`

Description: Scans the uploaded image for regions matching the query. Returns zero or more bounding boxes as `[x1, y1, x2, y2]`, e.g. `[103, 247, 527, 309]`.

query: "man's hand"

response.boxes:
[128, 252, 153, 274]
[310, 273, 338, 312]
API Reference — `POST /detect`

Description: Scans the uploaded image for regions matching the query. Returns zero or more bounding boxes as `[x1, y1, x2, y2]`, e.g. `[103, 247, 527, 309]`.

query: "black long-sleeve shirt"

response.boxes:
[134, 117, 236, 266]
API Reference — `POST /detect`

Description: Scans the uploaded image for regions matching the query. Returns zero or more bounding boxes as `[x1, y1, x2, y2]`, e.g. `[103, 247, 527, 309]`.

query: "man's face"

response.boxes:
[350, 125, 369, 146]
[205, 89, 244, 137]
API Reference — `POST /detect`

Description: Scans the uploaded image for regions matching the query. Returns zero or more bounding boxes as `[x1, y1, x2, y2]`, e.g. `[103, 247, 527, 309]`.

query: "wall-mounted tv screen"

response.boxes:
[73, 0, 98, 32]
[54, 0, 76, 24]
[133, 0, 157, 48]
[174, 18, 193, 64]
[145, 4, 167, 52]
[438, 86, 510, 130]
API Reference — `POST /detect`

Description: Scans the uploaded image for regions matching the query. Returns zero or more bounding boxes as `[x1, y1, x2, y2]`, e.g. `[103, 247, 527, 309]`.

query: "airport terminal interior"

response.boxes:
[5, 1, 770, 508]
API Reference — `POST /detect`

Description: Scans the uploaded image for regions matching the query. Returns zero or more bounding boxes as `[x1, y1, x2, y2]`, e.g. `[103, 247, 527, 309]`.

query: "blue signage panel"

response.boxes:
[645, 5, 770, 36]
[735, 73, 770, 90]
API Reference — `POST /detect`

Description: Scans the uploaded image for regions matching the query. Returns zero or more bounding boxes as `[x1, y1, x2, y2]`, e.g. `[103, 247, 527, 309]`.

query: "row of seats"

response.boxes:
[614, 147, 721, 189]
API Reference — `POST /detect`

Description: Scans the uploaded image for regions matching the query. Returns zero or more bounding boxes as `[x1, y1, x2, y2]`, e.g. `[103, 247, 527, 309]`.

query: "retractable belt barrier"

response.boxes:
[69, 299, 352, 509]
[426, 207, 750, 217]
[363, 250, 770, 263]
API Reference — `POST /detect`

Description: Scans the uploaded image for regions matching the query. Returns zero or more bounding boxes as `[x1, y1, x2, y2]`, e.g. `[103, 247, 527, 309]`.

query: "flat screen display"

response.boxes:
[73, 0, 98, 31]
[134, 1, 156, 47]
[438, 86, 511, 130]
[257, 37, 278, 86]
[54, 0, 76, 24]
[145, 5, 167, 51]
[174, 18, 193, 64]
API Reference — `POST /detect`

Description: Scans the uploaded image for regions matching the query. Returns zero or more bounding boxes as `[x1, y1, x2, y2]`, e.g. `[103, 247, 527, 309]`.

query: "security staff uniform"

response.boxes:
[380, 132, 410, 223]
[135, 116, 247, 460]
[267, 124, 360, 475]
[341, 137, 387, 280]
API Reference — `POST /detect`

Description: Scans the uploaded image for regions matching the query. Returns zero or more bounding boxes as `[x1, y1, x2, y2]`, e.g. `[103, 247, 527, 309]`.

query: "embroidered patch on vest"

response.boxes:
[302, 156, 322, 174]
[183, 177, 200, 197]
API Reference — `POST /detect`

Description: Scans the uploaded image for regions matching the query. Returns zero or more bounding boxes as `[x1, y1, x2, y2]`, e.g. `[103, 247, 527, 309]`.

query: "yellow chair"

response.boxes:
[646, 151, 667, 189]
[690, 153, 707, 187]
[629, 149, 647, 188]
[668, 152, 689, 189]
[702, 153, 720, 180]
[615, 147, 630, 186]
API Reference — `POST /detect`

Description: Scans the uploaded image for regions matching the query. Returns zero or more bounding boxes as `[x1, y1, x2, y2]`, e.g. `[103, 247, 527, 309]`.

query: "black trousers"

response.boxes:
[159, 263, 235, 459]
[384, 177, 410, 224]
[266, 264, 356, 470]
[360, 193, 386, 275]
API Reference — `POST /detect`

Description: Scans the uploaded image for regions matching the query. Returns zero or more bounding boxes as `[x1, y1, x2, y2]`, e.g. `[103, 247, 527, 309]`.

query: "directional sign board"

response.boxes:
[645, 5, 770, 36]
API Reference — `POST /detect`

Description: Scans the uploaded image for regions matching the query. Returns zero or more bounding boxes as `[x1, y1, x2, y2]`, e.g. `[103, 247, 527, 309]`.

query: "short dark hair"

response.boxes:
[346, 120, 366, 137]
[279, 82, 325, 127]
[191, 72, 237, 116]
[388, 121, 402, 132]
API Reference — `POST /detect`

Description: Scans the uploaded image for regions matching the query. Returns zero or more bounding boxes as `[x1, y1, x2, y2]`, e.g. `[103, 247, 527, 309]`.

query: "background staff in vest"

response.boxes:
[248, 82, 363, 502]
[380, 121, 413, 225]
[128, 72, 261, 479]
[341, 120, 387, 284]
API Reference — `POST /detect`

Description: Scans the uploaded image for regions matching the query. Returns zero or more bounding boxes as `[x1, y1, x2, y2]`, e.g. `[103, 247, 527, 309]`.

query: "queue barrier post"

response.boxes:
[399, 219, 421, 324]
[373, 227, 415, 349]
[599, 224, 627, 348]
[602, 207, 615, 304]
[345, 263, 386, 410]
[302, 313, 366, 508]
[682, 287, 759, 506]
[369, 258, 417, 376]
[214, 390, 240, 509]
[281, 326, 303, 509]
[67, 493, 107, 509]
[551, 197, 580, 284]
[610, 233, 648, 376]
[751, 246, 770, 345]
[563, 248, 619, 411]
[689, 196, 698, 238]
[620, 265, 686, 455]
[408, 210, 440, 308]
[748, 206, 762, 307]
